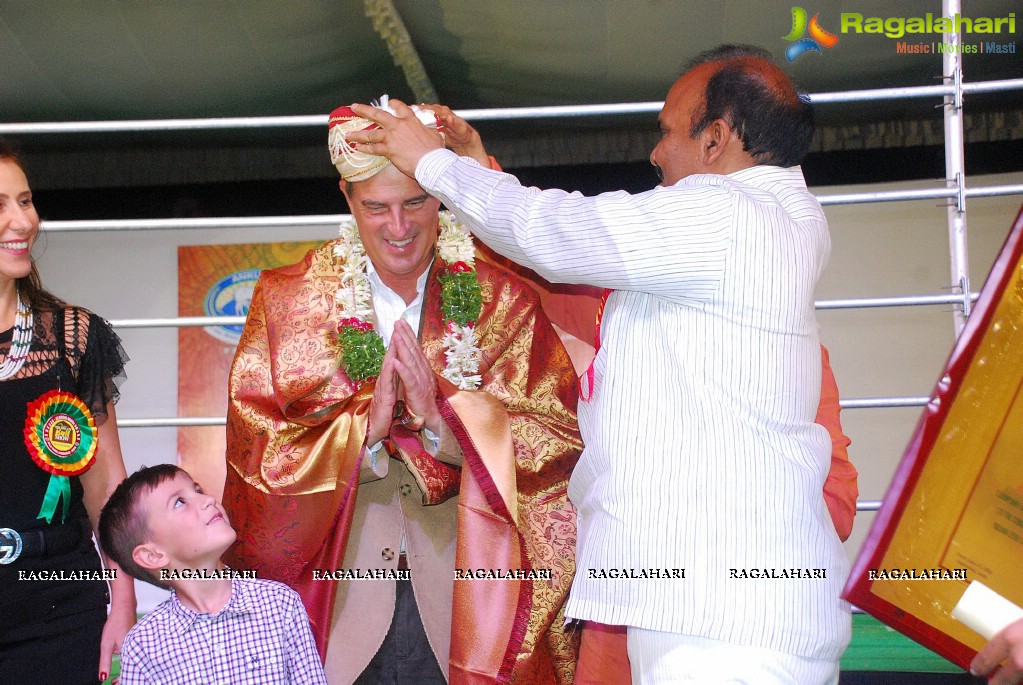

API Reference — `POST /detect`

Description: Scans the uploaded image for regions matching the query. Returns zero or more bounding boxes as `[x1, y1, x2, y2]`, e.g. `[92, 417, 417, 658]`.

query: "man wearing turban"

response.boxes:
[221, 101, 582, 684]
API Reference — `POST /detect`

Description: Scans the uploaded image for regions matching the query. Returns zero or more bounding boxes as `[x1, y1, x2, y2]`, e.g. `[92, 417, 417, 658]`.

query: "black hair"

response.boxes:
[685, 44, 815, 167]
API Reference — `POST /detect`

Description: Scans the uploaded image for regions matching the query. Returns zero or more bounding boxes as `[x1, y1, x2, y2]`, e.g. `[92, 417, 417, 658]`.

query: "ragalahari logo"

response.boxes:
[784, 7, 840, 62]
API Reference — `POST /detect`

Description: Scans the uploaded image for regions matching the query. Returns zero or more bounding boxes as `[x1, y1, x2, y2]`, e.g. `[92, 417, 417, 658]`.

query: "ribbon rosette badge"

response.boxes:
[784, 7, 839, 62]
[23, 390, 98, 524]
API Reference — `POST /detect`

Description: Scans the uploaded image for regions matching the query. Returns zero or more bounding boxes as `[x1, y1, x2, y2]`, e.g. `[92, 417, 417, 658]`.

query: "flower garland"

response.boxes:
[435, 213, 483, 389]
[334, 211, 483, 389]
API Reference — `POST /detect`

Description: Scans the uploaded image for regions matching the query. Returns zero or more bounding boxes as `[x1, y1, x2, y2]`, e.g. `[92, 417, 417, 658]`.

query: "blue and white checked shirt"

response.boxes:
[119, 577, 326, 684]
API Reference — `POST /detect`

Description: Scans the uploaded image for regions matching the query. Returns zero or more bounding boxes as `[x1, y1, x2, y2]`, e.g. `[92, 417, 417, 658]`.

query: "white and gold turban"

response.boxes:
[328, 95, 441, 182]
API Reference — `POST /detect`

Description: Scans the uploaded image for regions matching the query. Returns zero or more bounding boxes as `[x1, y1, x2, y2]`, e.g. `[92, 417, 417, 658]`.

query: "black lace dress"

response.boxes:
[0, 306, 127, 683]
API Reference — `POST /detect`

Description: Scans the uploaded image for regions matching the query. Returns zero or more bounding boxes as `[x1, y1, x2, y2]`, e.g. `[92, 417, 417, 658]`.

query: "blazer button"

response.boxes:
[399, 484, 412, 496]
[381, 547, 395, 561]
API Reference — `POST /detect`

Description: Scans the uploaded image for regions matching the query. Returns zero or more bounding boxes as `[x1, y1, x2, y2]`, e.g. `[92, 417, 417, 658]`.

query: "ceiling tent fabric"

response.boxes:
[0, 0, 1019, 189]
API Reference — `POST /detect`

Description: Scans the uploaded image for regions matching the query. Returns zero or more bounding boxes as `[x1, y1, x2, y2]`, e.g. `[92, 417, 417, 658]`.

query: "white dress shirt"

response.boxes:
[361, 259, 440, 479]
[366, 258, 428, 347]
[416, 149, 851, 661]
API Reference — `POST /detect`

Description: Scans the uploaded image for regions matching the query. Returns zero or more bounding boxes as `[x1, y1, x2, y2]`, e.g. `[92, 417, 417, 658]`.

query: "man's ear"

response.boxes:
[132, 542, 168, 572]
[702, 119, 733, 166]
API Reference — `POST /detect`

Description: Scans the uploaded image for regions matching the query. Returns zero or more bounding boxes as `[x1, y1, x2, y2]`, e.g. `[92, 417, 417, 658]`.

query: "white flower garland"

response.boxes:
[437, 212, 476, 266]
[334, 220, 374, 322]
[334, 211, 482, 390]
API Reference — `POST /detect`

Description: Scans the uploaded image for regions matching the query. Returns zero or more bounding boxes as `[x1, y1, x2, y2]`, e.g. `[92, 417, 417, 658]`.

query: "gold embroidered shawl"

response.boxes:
[222, 239, 582, 683]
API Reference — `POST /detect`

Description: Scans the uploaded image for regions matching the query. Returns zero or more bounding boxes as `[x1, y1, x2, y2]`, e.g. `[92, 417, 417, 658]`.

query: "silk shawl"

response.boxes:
[222, 238, 582, 683]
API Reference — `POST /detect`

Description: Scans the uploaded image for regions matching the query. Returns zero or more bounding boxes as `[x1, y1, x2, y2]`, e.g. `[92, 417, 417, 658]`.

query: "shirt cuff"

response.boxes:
[422, 427, 441, 456]
[361, 440, 388, 481]
[415, 148, 460, 189]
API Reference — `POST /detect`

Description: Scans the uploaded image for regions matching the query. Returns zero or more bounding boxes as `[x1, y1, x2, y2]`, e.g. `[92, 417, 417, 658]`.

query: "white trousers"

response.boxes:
[628, 627, 840, 685]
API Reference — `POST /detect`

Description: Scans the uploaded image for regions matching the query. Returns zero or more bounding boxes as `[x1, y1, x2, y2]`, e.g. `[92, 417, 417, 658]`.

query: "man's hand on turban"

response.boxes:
[390, 320, 443, 437]
[349, 100, 444, 178]
[425, 104, 489, 167]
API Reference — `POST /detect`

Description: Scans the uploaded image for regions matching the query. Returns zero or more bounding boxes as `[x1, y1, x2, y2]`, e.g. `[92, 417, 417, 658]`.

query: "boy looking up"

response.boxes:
[98, 464, 326, 684]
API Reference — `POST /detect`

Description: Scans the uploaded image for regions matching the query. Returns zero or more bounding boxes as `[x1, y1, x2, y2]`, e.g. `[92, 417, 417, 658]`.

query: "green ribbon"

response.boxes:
[37, 474, 71, 524]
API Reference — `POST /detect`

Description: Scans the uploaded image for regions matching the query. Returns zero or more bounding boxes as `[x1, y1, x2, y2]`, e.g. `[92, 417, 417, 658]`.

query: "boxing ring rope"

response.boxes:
[96, 290, 979, 328]
[27, 181, 1023, 235]
[11, 55, 1023, 518]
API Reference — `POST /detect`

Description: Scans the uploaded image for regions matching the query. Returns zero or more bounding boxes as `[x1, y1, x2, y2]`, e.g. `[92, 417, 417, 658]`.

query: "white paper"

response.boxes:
[951, 581, 1023, 640]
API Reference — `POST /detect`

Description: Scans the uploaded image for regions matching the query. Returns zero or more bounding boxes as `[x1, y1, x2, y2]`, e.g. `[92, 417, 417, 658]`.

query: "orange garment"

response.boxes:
[575, 622, 630, 685]
[818, 345, 858, 542]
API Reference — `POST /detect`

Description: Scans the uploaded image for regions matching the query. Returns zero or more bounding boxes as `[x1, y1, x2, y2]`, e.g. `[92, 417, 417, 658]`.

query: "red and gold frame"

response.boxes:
[843, 204, 1023, 669]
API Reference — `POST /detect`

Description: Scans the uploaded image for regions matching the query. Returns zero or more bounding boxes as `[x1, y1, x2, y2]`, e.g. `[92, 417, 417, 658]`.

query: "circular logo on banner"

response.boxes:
[24, 390, 98, 477]
[203, 269, 261, 345]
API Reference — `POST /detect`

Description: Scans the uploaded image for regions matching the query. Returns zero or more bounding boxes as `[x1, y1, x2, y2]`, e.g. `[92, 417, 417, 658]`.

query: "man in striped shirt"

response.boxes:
[350, 44, 852, 684]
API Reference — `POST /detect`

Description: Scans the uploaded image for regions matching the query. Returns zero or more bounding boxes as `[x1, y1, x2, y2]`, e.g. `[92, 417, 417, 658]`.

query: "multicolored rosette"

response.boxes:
[23, 390, 98, 524]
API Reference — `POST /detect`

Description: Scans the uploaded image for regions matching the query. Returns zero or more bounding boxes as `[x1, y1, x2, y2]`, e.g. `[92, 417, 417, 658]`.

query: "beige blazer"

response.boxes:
[325, 431, 462, 685]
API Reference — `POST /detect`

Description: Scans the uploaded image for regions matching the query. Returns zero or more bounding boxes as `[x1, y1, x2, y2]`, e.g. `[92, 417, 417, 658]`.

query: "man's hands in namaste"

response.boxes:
[366, 320, 443, 447]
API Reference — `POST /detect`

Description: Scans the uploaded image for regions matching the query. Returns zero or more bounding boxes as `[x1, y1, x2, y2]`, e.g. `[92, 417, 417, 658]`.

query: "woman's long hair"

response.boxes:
[1, 138, 67, 312]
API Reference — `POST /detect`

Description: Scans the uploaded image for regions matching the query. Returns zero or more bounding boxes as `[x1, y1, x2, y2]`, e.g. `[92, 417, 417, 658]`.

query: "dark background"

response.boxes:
[25, 138, 1023, 221]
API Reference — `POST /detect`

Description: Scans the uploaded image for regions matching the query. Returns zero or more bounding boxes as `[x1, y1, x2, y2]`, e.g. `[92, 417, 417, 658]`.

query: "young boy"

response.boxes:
[98, 464, 327, 684]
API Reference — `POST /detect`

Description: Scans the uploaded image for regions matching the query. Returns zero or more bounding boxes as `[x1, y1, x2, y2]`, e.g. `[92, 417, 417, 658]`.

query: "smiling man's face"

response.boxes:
[341, 165, 442, 303]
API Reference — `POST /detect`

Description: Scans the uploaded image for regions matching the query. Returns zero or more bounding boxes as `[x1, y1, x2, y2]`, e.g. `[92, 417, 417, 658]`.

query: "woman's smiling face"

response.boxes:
[0, 159, 39, 286]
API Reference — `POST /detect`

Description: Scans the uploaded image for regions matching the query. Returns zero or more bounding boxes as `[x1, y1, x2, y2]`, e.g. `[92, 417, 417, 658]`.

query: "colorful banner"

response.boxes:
[177, 241, 319, 497]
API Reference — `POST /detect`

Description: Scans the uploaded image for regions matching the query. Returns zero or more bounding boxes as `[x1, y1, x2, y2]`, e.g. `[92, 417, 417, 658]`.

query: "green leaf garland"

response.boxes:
[438, 270, 482, 326]
[338, 325, 386, 381]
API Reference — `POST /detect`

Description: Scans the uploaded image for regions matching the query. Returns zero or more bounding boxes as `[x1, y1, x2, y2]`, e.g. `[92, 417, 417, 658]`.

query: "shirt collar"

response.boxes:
[365, 257, 433, 308]
[727, 164, 808, 189]
[167, 576, 252, 633]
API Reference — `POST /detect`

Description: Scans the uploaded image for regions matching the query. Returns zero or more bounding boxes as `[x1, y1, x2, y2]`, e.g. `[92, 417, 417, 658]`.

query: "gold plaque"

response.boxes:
[844, 205, 1023, 669]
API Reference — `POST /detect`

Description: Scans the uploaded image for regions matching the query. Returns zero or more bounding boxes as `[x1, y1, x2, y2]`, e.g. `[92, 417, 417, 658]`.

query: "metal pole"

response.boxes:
[35, 184, 1023, 234]
[943, 0, 970, 334]
[113, 396, 931, 429]
[100, 292, 979, 332]
[3, 78, 1023, 135]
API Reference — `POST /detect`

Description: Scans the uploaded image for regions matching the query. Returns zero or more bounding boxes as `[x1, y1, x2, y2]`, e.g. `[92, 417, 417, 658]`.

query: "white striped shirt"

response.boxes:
[417, 149, 851, 661]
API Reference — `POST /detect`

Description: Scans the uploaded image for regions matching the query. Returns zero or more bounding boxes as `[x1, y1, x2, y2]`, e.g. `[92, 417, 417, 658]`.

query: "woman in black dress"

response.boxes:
[0, 140, 136, 683]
